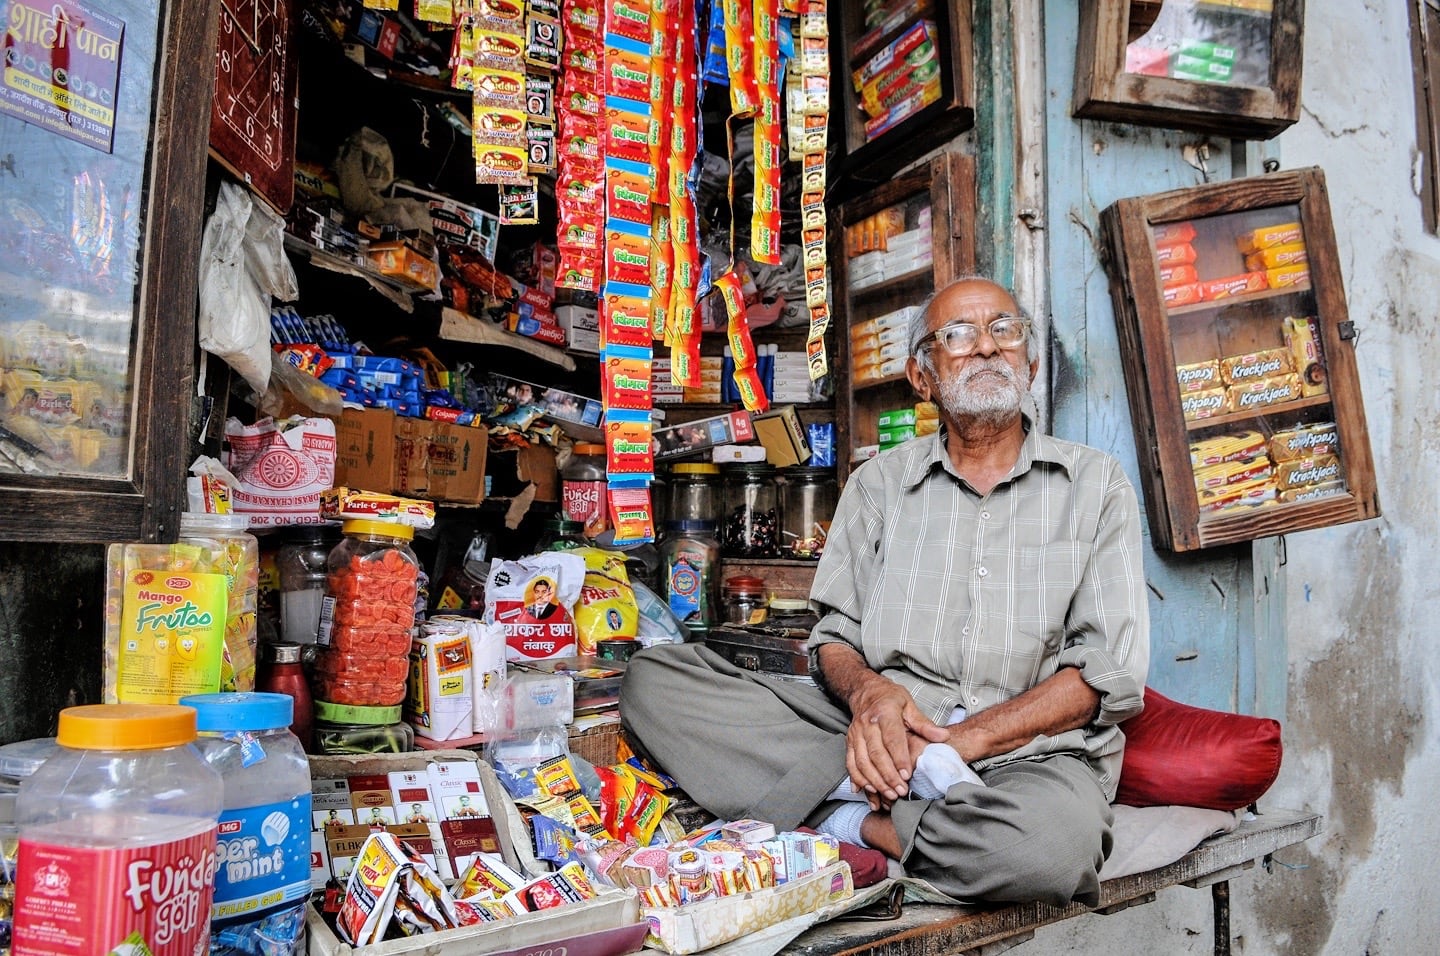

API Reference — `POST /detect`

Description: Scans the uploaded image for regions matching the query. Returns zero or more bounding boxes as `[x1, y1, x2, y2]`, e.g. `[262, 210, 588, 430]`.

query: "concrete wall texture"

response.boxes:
[1043, 0, 1440, 951]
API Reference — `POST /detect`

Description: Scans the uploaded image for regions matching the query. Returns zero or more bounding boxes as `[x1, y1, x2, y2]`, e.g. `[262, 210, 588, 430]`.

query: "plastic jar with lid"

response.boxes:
[179, 693, 311, 955]
[780, 466, 838, 559]
[666, 463, 722, 528]
[660, 520, 721, 640]
[12, 705, 224, 956]
[312, 701, 415, 755]
[561, 443, 609, 538]
[179, 511, 260, 690]
[315, 520, 420, 708]
[723, 575, 769, 626]
[721, 463, 781, 558]
[0, 740, 50, 956]
[276, 523, 341, 645]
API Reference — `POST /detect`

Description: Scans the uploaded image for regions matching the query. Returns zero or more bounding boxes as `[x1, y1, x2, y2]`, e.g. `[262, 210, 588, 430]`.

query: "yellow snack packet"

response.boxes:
[104, 544, 229, 704]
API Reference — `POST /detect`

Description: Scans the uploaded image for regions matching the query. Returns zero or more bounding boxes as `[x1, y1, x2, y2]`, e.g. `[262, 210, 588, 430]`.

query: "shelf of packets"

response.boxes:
[305, 751, 854, 955]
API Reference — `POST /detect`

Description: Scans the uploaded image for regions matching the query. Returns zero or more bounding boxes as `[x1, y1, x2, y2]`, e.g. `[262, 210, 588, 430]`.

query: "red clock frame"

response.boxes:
[209, 0, 298, 213]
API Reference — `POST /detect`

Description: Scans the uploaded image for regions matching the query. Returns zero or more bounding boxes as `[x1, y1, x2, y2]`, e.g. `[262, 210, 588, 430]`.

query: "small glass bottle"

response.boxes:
[723, 575, 769, 626]
[179, 693, 311, 955]
[256, 642, 314, 752]
[561, 443, 609, 538]
[660, 520, 721, 640]
[535, 514, 587, 552]
[276, 524, 340, 645]
[721, 463, 781, 558]
[779, 466, 838, 559]
[314, 520, 420, 708]
[12, 705, 224, 956]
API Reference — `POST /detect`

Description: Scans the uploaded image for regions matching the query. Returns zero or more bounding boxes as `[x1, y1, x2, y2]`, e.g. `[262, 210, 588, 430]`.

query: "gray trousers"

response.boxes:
[620, 643, 1114, 907]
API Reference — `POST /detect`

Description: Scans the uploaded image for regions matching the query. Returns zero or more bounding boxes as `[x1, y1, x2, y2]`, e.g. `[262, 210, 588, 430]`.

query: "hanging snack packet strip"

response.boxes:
[798, 0, 831, 380]
[600, 0, 657, 543]
[557, 4, 605, 289]
[715, 270, 769, 412]
[666, 0, 704, 385]
[750, 0, 784, 264]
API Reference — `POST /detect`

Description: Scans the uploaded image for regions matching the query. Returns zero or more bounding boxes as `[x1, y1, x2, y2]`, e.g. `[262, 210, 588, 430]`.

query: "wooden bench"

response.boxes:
[781, 808, 1321, 956]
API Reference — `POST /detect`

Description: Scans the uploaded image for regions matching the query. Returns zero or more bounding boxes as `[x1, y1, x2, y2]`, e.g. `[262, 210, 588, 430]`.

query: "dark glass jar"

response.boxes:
[720, 463, 781, 558]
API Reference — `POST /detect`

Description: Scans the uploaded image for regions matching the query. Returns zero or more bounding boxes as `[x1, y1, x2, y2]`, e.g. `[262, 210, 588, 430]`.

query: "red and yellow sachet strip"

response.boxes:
[556, 4, 605, 288]
[798, 0, 830, 380]
[750, 0, 783, 264]
[722, 0, 760, 116]
[665, 0, 703, 386]
[716, 270, 769, 412]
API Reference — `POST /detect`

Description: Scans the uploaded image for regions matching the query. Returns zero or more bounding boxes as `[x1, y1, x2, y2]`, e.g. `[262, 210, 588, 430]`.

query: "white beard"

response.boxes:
[935, 357, 1028, 430]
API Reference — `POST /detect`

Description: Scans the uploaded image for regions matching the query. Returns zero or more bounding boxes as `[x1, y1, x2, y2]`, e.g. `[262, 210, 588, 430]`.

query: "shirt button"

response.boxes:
[971, 696, 979, 705]
[962, 626, 970, 635]
[977, 566, 988, 577]
[980, 511, 990, 520]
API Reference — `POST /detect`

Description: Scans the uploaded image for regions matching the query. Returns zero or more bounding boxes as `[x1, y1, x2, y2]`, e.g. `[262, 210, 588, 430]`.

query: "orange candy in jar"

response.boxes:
[314, 520, 420, 707]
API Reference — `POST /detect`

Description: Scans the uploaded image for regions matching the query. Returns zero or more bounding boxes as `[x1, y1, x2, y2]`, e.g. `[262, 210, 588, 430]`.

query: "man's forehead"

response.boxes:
[929, 282, 1017, 324]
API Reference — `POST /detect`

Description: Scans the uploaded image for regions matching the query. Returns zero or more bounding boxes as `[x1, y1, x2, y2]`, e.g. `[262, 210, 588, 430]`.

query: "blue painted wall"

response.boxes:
[1040, 1, 1255, 711]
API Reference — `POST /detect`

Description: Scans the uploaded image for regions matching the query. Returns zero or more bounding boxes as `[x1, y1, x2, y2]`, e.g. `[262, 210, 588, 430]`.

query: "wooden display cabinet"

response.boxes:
[0, 0, 219, 542]
[1074, 0, 1304, 139]
[833, 0, 974, 182]
[832, 152, 976, 484]
[1100, 166, 1379, 552]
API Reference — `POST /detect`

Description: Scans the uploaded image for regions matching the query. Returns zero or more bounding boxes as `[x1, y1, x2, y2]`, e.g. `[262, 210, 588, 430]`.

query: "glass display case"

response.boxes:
[1100, 166, 1379, 552]
[0, 0, 217, 541]
[834, 0, 974, 182]
[1073, 0, 1303, 139]
[833, 152, 975, 483]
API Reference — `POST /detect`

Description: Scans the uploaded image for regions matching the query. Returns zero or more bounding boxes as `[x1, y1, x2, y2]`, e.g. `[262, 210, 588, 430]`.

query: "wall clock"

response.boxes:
[210, 0, 298, 212]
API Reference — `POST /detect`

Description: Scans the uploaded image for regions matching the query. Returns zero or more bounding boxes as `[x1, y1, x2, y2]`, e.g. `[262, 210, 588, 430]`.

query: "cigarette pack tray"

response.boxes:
[305, 750, 644, 955]
[642, 862, 854, 954]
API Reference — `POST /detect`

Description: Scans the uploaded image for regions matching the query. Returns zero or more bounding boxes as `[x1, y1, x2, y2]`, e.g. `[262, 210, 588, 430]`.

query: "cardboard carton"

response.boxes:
[334, 408, 397, 493]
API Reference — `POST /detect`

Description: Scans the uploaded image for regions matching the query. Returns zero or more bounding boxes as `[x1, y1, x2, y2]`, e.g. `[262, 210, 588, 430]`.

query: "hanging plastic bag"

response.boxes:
[198, 182, 298, 393]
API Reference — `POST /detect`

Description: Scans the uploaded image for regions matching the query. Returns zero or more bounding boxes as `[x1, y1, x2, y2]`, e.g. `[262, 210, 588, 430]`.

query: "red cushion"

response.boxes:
[1114, 687, 1283, 811]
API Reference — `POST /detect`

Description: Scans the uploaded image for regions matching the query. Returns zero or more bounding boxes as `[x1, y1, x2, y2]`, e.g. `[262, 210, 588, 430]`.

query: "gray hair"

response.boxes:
[908, 275, 1033, 372]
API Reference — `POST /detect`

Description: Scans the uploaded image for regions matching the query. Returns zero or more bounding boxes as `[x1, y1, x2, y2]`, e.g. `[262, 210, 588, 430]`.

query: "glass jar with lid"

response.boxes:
[666, 463, 722, 528]
[312, 701, 415, 755]
[277, 523, 341, 645]
[314, 520, 420, 708]
[779, 466, 838, 559]
[767, 597, 820, 633]
[722, 575, 769, 626]
[721, 463, 781, 558]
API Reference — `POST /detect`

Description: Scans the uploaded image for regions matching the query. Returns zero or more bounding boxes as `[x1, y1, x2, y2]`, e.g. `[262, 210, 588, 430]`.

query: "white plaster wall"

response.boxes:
[1035, 1, 1440, 951]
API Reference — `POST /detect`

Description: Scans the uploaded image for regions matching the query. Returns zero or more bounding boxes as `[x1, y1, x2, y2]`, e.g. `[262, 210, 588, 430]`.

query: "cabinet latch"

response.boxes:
[1337, 320, 1357, 341]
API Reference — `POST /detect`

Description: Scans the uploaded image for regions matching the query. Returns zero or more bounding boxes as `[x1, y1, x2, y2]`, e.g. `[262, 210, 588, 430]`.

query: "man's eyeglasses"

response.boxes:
[915, 314, 1030, 358]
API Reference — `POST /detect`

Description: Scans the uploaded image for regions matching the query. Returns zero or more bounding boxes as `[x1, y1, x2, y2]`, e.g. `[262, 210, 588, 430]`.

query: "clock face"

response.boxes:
[210, 0, 297, 212]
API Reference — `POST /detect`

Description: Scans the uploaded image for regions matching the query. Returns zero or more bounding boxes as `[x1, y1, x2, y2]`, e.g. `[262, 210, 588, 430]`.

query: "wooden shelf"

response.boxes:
[850, 265, 934, 301]
[282, 233, 423, 312]
[439, 307, 576, 370]
[721, 556, 822, 567]
[1185, 393, 1332, 432]
[854, 372, 910, 391]
[1167, 284, 1312, 316]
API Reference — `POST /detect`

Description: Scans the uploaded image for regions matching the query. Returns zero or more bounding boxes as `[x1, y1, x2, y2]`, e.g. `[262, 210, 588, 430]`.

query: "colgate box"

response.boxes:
[305, 751, 644, 956]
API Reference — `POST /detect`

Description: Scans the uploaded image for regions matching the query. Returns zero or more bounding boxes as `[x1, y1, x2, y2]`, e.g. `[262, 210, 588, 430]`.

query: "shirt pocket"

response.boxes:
[1015, 541, 1091, 645]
